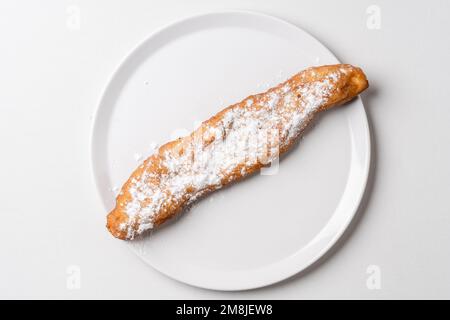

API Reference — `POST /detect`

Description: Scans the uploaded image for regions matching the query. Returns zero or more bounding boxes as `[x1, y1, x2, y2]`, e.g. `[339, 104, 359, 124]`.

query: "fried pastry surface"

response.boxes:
[107, 64, 368, 240]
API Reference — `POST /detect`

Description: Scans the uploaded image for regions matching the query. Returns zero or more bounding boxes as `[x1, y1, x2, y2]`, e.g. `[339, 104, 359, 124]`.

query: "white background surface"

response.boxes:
[0, 0, 449, 299]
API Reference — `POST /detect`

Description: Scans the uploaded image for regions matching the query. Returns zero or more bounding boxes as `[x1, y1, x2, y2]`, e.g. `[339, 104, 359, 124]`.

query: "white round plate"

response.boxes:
[91, 11, 370, 291]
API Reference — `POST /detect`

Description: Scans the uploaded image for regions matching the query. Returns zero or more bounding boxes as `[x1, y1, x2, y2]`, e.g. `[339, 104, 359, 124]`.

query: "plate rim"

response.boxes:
[90, 10, 371, 291]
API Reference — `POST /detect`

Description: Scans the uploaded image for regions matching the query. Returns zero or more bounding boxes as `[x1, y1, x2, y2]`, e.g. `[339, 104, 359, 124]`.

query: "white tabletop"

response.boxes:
[1, 0, 449, 299]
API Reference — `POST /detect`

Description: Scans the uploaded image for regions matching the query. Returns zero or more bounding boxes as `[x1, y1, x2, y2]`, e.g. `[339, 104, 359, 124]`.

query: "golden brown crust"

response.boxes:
[107, 64, 368, 240]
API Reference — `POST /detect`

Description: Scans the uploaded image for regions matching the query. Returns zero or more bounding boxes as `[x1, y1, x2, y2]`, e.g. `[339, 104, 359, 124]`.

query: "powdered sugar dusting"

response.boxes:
[120, 68, 344, 239]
